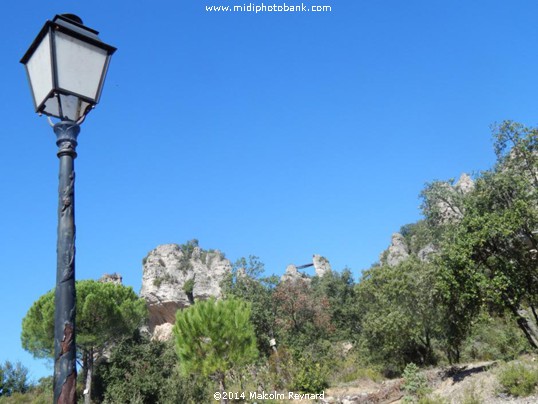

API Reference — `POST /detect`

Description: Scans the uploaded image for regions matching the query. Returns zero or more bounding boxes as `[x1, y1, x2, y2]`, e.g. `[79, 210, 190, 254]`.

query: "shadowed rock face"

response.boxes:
[140, 243, 232, 332]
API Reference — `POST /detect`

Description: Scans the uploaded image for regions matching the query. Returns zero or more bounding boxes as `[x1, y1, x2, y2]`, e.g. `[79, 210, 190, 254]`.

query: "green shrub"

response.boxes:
[183, 278, 194, 294]
[462, 312, 527, 362]
[0, 376, 52, 404]
[328, 350, 383, 384]
[96, 335, 210, 403]
[498, 362, 538, 397]
[291, 357, 329, 394]
[402, 363, 430, 400]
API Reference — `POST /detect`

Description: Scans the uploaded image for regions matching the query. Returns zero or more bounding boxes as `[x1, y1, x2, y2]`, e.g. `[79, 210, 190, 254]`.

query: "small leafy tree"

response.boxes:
[222, 256, 278, 354]
[272, 279, 334, 350]
[310, 268, 360, 341]
[21, 280, 147, 403]
[173, 298, 258, 403]
[0, 361, 29, 397]
[357, 258, 443, 372]
[437, 121, 538, 351]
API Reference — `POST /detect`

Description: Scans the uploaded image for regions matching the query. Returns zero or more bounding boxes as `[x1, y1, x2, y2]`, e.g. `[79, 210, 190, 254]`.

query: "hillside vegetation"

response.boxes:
[3, 121, 538, 403]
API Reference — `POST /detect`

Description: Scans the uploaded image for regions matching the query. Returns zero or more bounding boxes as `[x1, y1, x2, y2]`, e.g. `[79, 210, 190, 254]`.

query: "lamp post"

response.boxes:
[21, 14, 116, 404]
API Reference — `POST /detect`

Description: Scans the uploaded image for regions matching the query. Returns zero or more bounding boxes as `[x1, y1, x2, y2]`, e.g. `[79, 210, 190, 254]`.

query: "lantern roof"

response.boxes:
[21, 14, 116, 65]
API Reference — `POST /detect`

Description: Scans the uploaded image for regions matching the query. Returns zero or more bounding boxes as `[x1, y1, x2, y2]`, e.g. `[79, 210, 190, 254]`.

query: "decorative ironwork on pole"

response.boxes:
[53, 121, 79, 404]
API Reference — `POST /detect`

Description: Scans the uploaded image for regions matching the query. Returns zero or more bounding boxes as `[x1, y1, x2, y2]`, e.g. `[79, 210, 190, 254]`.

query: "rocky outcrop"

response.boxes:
[434, 173, 475, 225]
[281, 264, 310, 283]
[313, 255, 332, 277]
[99, 273, 122, 284]
[281, 254, 331, 282]
[139, 241, 232, 332]
[455, 173, 474, 194]
[385, 233, 409, 267]
[417, 243, 437, 262]
[152, 323, 174, 342]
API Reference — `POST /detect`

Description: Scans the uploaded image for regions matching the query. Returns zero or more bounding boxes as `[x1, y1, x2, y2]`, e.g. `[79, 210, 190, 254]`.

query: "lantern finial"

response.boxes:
[60, 14, 83, 25]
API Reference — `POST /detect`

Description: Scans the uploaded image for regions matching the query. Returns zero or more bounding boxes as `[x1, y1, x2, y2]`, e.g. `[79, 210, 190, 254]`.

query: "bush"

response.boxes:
[0, 376, 51, 404]
[0, 362, 30, 399]
[328, 348, 383, 384]
[498, 362, 538, 397]
[462, 312, 527, 362]
[96, 334, 210, 403]
[291, 357, 329, 394]
[402, 363, 430, 400]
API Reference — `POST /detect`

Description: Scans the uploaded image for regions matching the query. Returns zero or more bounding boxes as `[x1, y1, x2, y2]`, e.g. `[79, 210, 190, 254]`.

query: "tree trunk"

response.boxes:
[513, 308, 538, 349]
[84, 349, 94, 404]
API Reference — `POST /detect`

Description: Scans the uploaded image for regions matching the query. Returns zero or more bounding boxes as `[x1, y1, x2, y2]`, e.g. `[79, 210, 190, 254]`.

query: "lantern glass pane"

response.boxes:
[58, 94, 91, 121]
[25, 32, 53, 109]
[55, 31, 108, 101]
[42, 96, 60, 118]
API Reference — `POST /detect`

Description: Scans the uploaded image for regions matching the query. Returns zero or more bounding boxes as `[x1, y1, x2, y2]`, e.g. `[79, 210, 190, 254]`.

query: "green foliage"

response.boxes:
[96, 334, 209, 403]
[357, 258, 442, 372]
[310, 269, 360, 341]
[402, 363, 430, 400]
[183, 278, 195, 294]
[0, 377, 53, 404]
[21, 280, 147, 401]
[462, 311, 527, 362]
[327, 346, 383, 384]
[222, 256, 278, 354]
[265, 348, 294, 390]
[399, 220, 436, 256]
[498, 361, 538, 397]
[0, 361, 29, 397]
[420, 178, 466, 231]
[22, 280, 147, 359]
[273, 279, 334, 350]
[173, 297, 258, 391]
[436, 121, 538, 352]
[291, 357, 329, 394]
[177, 239, 199, 272]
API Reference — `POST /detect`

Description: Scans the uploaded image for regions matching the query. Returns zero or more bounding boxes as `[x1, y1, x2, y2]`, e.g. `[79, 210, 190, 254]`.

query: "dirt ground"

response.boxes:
[318, 359, 538, 403]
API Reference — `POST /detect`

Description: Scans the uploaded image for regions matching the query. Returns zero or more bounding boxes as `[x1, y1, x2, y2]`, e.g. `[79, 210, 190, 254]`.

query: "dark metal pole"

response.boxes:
[53, 121, 79, 404]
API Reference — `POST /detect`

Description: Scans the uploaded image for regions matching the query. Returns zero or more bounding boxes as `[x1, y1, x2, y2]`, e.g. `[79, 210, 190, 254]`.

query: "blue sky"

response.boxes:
[2, 0, 538, 380]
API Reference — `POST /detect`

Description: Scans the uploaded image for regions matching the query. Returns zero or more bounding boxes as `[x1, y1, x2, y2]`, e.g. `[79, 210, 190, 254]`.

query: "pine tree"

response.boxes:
[173, 298, 258, 403]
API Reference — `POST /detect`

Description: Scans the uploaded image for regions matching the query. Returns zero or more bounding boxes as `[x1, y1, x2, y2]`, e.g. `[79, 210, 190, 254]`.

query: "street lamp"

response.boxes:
[20, 14, 116, 404]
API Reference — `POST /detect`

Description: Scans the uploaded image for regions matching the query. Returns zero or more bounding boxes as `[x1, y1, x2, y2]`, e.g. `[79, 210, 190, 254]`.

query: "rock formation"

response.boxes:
[434, 173, 475, 225]
[281, 254, 331, 282]
[313, 255, 332, 277]
[139, 241, 232, 332]
[455, 173, 474, 194]
[152, 323, 174, 342]
[99, 273, 123, 284]
[385, 233, 410, 267]
[417, 243, 436, 262]
[281, 264, 309, 283]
